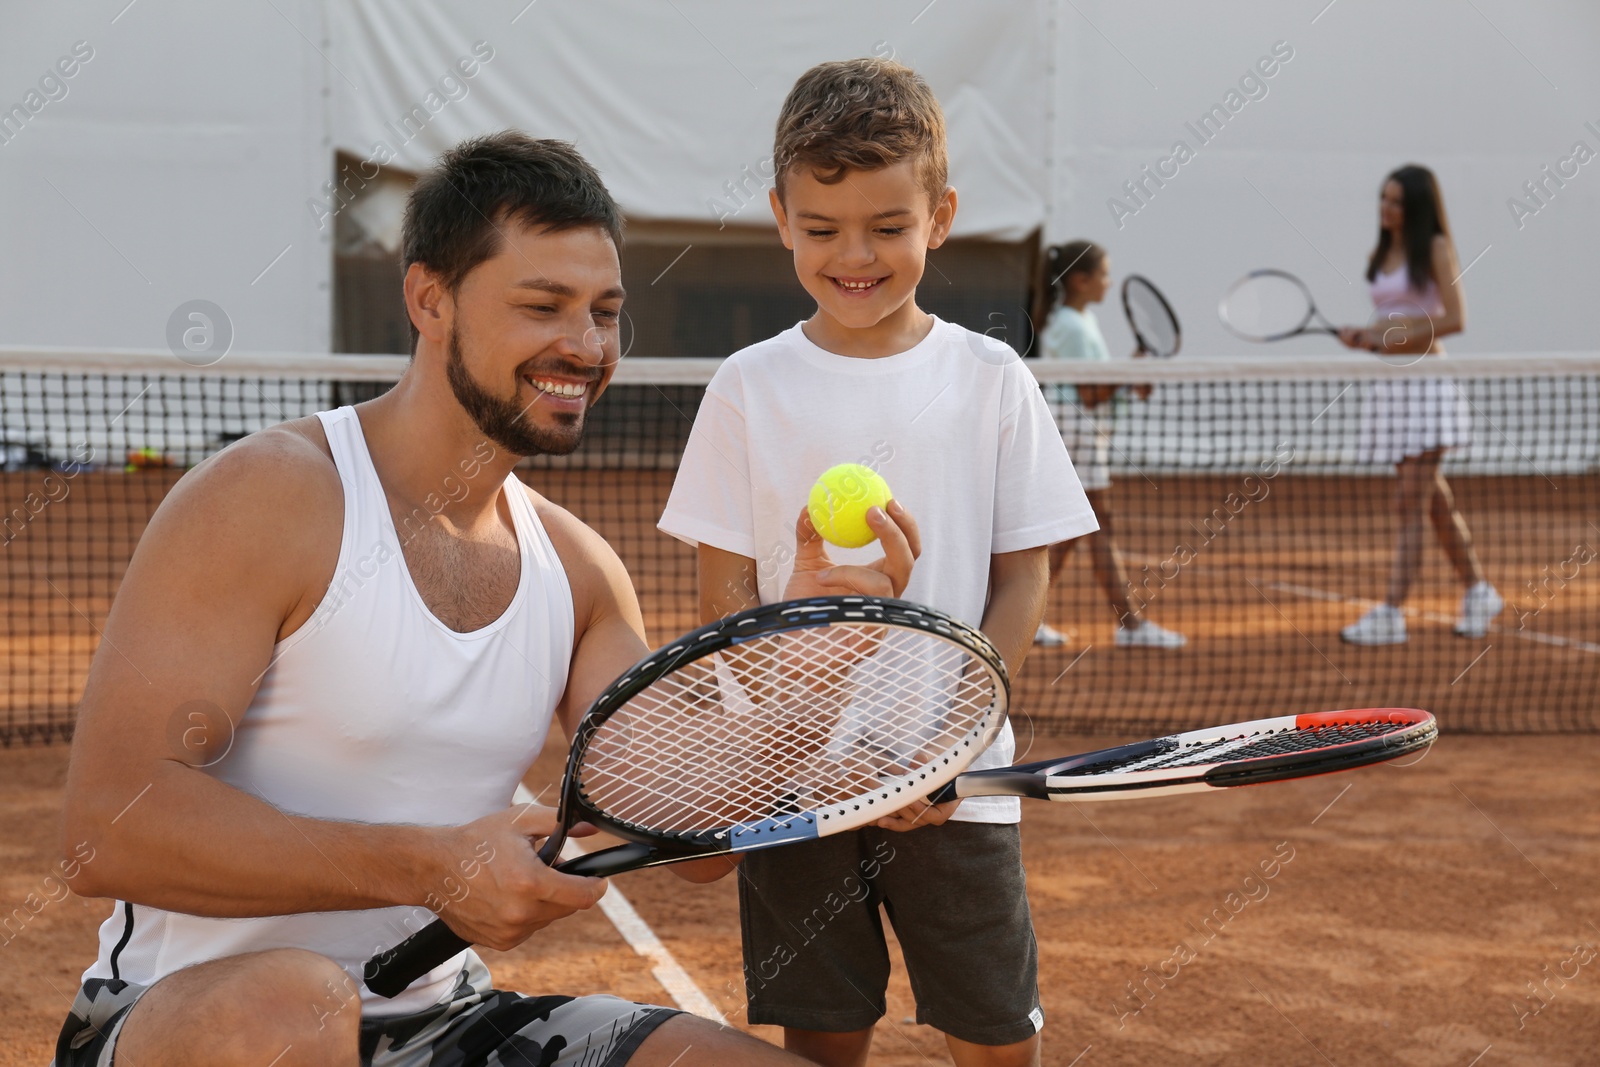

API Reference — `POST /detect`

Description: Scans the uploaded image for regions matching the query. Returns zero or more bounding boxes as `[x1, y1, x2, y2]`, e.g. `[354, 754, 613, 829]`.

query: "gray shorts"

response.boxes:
[52, 954, 680, 1067]
[738, 821, 1042, 1045]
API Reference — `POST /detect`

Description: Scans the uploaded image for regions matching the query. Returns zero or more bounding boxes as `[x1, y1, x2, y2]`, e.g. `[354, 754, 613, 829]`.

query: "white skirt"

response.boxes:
[1051, 388, 1113, 491]
[1356, 376, 1472, 466]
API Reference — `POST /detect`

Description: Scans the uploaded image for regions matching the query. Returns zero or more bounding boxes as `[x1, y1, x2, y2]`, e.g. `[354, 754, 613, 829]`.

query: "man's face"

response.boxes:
[444, 223, 624, 457]
[770, 161, 955, 332]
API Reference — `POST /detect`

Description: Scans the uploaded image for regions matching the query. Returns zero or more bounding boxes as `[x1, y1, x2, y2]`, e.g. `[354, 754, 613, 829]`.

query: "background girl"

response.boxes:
[1036, 241, 1185, 650]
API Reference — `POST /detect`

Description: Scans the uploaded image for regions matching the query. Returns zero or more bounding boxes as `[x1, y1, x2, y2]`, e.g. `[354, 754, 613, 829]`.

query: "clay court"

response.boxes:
[4, 457, 1598, 1064]
[5, 732, 1598, 1066]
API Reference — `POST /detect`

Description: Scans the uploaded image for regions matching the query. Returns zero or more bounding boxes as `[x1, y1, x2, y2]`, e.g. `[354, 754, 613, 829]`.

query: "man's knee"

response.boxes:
[120, 948, 360, 1063]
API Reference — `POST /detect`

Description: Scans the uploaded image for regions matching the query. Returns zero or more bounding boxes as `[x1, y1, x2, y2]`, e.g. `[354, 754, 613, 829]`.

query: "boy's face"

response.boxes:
[770, 161, 956, 333]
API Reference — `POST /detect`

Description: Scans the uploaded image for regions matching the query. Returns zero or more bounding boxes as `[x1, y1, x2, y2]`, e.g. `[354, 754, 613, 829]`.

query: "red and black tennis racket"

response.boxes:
[931, 708, 1435, 803]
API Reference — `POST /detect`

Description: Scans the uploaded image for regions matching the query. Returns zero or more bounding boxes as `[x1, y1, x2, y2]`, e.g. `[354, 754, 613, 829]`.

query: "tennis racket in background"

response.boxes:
[365, 595, 1009, 998]
[1218, 268, 1342, 343]
[1121, 274, 1182, 358]
[929, 708, 1435, 804]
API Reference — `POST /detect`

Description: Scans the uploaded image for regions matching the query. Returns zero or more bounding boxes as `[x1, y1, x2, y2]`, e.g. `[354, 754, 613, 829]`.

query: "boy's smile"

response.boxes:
[770, 160, 957, 357]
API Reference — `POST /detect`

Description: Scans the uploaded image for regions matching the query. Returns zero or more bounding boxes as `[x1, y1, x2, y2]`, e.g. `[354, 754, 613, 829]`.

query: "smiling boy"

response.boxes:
[659, 60, 1098, 1066]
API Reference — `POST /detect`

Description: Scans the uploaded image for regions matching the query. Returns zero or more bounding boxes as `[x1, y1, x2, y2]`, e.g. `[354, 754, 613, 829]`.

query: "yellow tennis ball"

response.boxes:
[807, 463, 893, 548]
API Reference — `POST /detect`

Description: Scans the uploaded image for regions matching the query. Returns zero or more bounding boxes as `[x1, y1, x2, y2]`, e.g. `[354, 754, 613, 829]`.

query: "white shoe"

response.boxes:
[1341, 604, 1407, 645]
[1455, 581, 1504, 638]
[1115, 620, 1186, 649]
[1034, 623, 1069, 648]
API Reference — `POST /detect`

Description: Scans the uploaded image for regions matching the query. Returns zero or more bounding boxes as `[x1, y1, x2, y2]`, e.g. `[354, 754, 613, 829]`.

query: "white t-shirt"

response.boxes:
[659, 316, 1099, 823]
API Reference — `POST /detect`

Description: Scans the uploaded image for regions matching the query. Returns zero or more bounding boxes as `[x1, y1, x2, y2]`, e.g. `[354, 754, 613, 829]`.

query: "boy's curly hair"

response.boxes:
[773, 58, 948, 206]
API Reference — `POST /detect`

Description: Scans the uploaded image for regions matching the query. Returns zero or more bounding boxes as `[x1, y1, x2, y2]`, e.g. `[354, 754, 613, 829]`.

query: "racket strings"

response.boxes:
[1125, 281, 1178, 356]
[575, 622, 998, 835]
[1220, 273, 1314, 340]
[1063, 721, 1423, 775]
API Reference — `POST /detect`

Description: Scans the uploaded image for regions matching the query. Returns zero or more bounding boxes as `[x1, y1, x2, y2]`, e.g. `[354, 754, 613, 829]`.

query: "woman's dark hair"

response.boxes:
[400, 131, 622, 349]
[1044, 240, 1107, 301]
[1365, 164, 1449, 290]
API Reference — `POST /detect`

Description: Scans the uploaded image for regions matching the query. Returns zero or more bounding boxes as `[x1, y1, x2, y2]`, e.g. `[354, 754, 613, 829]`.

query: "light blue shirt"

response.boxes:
[1038, 305, 1110, 407]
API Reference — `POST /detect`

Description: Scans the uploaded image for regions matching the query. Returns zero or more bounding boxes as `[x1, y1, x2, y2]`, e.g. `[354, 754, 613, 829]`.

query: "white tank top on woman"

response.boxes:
[1358, 264, 1470, 464]
[84, 406, 575, 1014]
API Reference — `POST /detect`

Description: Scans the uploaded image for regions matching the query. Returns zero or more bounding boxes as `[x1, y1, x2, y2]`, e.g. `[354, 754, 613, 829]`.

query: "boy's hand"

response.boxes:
[876, 796, 962, 832]
[782, 500, 921, 600]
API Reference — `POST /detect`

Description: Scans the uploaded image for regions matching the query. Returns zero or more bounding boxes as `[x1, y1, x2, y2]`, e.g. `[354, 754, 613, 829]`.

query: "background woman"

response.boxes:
[1035, 241, 1185, 650]
[1337, 164, 1502, 645]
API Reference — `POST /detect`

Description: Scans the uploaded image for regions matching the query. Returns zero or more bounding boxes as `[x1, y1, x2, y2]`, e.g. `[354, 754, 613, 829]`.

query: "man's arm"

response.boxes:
[63, 430, 602, 950]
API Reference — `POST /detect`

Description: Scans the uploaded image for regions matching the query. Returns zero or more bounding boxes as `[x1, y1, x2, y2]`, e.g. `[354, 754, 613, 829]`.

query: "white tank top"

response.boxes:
[84, 407, 575, 1014]
[1371, 263, 1446, 318]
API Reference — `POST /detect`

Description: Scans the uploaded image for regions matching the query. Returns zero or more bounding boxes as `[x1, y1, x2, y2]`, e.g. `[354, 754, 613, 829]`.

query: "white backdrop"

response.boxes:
[2, 1, 1595, 354]
[1050, 0, 1600, 357]
[0, 0, 331, 353]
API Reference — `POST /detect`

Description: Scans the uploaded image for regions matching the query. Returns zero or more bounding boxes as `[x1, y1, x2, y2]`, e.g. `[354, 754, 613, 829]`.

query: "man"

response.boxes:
[55, 132, 915, 1065]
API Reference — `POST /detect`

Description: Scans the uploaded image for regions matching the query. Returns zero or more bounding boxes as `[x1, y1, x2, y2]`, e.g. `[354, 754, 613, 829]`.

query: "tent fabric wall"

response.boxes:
[3, 1, 1595, 354]
[328, 0, 1049, 240]
[0, 0, 330, 353]
[1045, 0, 1600, 357]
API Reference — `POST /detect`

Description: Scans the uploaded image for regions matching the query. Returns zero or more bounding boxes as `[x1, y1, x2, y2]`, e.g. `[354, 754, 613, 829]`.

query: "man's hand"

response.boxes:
[876, 796, 962, 832]
[426, 805, 607, 952]
[782, 501, 921, 600]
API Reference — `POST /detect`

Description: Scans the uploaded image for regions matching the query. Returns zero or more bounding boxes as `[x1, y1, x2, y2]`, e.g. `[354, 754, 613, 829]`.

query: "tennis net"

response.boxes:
[3, 349, 1597, 744]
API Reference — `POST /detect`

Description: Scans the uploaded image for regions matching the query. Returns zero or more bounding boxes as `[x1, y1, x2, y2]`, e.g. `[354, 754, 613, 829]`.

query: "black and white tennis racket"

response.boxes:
[930, 708, 1434, 804]
[364, 595, 1009, 998]
[1122, 274, 1182, 358]
[1218, 269, 1341, 343]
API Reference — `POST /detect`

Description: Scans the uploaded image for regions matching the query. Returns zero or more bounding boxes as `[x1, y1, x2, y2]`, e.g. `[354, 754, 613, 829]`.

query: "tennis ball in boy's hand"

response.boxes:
[807, 463, 893, 548]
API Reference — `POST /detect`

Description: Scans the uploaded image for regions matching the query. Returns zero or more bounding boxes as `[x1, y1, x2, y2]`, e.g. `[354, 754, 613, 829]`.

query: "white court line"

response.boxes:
[513, 784, 725, 1022]
[1267, 582, 1600, 655]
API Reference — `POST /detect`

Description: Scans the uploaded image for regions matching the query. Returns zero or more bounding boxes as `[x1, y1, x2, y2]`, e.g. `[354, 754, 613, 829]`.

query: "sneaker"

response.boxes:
[1115, 620, 1187, 649]
[1455, 581, 1504, 638]
[1341, 603, 1407, 645]
[1034, 623, 1069, 648]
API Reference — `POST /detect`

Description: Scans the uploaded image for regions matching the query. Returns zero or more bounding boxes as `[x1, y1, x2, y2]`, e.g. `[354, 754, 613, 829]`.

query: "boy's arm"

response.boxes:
[980, 546, 1052, 678]
[700, 544, 760, 625]
[872, 546, 1048, 833]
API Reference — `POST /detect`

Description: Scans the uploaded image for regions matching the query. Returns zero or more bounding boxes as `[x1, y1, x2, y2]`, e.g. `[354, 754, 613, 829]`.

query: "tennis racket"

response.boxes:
[364, 595, 1009, 998]
[930, 708, 1434, 804]
[1218, 269, 1340, 343]
[1122, 274, 1182, 358]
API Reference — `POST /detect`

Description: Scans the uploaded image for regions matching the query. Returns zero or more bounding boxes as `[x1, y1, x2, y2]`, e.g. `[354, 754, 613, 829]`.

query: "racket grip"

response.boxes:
[556, 840, 672, 877]
[364, 920, 469, 999]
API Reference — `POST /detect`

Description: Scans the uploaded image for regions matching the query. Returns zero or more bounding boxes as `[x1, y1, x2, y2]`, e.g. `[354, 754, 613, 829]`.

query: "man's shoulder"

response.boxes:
[527, 488, 624, 581]
[526, 485, 633, 629]
[173, 417, 340, 517]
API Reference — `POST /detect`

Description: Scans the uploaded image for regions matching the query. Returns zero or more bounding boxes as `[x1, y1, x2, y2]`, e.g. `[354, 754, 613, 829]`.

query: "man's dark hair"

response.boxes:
[400, 132, 623, 349]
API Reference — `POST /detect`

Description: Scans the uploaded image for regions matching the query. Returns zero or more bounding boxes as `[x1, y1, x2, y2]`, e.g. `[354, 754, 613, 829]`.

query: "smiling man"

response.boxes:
[51, 133, 831, 1067]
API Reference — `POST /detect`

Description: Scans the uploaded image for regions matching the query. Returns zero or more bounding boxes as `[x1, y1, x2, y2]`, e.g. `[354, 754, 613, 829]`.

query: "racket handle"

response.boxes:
[364, 920, 468, 999]
[553, 840, 725, 877]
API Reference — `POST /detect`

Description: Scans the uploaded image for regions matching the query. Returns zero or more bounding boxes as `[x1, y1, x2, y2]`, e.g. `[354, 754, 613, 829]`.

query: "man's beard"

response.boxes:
[445, 326, 590, 458]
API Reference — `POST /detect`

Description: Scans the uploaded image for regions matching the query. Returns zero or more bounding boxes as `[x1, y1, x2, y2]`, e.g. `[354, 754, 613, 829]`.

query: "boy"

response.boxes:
[659, 60, 1097, 1065]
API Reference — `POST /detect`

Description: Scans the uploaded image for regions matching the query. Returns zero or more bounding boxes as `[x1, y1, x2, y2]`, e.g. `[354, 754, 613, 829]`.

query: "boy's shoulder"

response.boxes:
[722, 317, 1028, 379]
